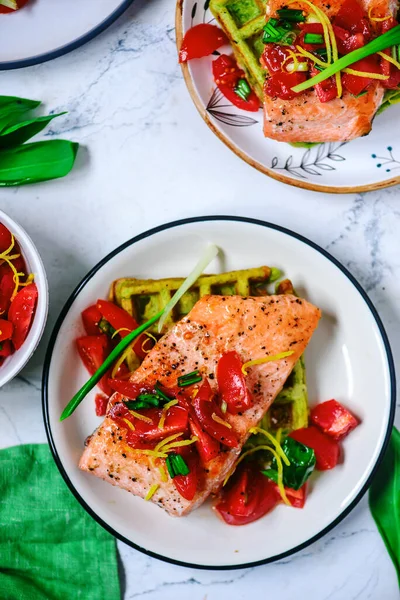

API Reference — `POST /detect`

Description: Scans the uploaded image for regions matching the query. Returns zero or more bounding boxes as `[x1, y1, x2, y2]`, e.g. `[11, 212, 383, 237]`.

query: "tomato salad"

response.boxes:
[0, 0, 30, 13]
[77, 296, 359, 525]
[0, 223, 38, 367]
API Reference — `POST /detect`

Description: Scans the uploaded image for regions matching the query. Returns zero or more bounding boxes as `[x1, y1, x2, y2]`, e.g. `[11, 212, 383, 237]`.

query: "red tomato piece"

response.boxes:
[192, 380, 238, 448]
[0, 319, 13, 342]
[109, 402, 189, 443]
[265, 71, 307, 100]
[0, 0, 30, 13]
[0, 339, 13, 358]
[82, 304, 102, 335]
[342, 56, 381, 95]
[215, 463, 281, 525]
[299, 23, 325, 51]
[8, 283, 38, 350]
[290, 426, 340, 470]
[212, 54, 260, 112]
[261, 44, 293, 74]
[189, 416, 220, 463]
[311, 67, 338, 102]
[172, 446, 199, 501]
[310, 399, 359, 440]
[0, 266, 15, 315]
[76, 334, 112, 395]
[95, 394, 109, 417]
[333, 25, 365, 55]
[284, 484, 307, 508]
[179, 23, 228, 63]
[334, 0, 371, 37]
[96, 299, 151, 359]
[0, 223, 12, 252]
[217, 351, 252, 414]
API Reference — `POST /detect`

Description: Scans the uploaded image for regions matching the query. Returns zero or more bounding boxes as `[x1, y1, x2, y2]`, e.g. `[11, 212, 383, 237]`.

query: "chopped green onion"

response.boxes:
[178, 370, 203, 387]
[166, 453, 190, 478]
[287, 61, 309, 72]
[262, 21, 293, 43]
[157, 244, 219, 333]
[303, 33, 324, 44]
[155, 382, 172, 402]
[235, 79, 251, 101]
[268, 17, 279, 27]
[355, 90, 368, 97]
[125, 397, 159, 410]
[292, 24, 400, 93]
[280, 31, 297, 45]
[277, 8, 306, 22]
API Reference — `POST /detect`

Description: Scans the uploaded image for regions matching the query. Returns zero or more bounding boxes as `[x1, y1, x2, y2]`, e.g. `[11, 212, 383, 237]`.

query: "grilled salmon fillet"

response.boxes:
[263, 0, 397, 142]
[80, 294, 321, 516]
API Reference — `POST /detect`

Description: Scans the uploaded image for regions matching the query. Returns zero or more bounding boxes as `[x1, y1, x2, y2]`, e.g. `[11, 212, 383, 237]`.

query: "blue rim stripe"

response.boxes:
[41, 215, 396, 571]
[0, 0, 135, 71]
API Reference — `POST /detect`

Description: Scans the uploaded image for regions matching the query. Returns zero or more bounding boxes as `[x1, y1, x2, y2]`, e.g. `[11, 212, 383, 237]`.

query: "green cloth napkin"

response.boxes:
[0, 444, 120, 600]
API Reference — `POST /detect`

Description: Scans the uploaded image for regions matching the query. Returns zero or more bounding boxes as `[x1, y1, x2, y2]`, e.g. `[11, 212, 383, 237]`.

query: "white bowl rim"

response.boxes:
[0, 0, 135, 71]
[0, 209, 49, 387]
[41, 215, 396, 570]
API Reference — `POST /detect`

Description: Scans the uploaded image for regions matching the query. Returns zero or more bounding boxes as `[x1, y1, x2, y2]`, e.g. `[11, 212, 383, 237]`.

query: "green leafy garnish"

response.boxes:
[125, 395, 160, 410]
[166, 453, 190, 478]
[292, 25, 400, 93]
[262, 436, 316, 490]
[0, 95, 78, 186]
[0, 141, 78, 187]
[369, 427, 400, 586]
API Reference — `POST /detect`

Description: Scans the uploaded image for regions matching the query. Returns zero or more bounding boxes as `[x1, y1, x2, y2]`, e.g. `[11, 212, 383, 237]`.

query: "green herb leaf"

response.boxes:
[0, 113, 66, 149]
[292, 24, 400, 93]
[262, 436, 316, 490]
[369, 427, 400, 586]
[0, 140, 79, 186]
[166, 453, 190, 478]
[0, 96, 41, 120]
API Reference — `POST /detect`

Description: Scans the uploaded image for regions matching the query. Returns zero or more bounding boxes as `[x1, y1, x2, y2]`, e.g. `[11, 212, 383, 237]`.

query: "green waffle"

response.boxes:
[110, 267, 308, 435]
[209, 0, 268, 100]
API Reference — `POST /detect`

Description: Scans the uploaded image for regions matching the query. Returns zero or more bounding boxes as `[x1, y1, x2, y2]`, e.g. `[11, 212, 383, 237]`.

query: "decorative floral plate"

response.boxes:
[176, 0, 400, 193]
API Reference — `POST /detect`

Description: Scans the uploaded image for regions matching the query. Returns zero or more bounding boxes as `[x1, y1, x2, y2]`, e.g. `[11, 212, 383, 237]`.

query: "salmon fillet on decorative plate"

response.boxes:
[262, 0, 399, 142]
[80, 294, 321, 516]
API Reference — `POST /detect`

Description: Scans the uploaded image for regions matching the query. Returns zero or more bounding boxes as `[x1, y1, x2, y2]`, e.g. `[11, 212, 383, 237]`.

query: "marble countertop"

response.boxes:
[0, 1, 399, 598]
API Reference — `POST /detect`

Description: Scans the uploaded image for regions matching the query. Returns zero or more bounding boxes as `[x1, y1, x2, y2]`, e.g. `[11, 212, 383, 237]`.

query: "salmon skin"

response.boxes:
[80, 294, 321, 516]
[263, 0, 397, 142]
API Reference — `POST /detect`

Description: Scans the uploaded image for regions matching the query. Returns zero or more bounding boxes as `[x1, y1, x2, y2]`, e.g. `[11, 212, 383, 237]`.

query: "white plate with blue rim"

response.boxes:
[42, 216, 395, 569]
[0, 0, 134, 70]
[176, 0, 400, 194]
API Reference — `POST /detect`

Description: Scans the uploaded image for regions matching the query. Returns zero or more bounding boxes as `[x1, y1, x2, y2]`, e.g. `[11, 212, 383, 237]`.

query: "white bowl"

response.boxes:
[0, 209, 48, 387]
[43, 217, 395, 569]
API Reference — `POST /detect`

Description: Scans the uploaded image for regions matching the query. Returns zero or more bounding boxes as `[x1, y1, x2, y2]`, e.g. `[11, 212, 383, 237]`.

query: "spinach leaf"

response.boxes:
[0, 140, 79, 186]
[369, 427, 400, 586]
[262, 436, 316, 490]
[0, 96, 41, 116]
[0, 113, 66, 149]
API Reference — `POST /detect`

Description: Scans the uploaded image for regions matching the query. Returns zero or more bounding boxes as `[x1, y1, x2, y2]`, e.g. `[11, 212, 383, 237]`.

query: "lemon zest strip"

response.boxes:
[289, 0, 332, 63]
[249, 427, 290, 466]
[158, 399, 178, 430]
[111, 327, 131, 339]
[211, 413, 232, 428]
[368, 7, 391, 21]
[343, 68, 389, 79]
[242, 351, 294, 375]
[158, 465, 168, 482]
[162, 436, 198, 453]
[128, 410, 153, 423]
[154, 432, 183, 454]
[145, 484, 159, 501]
[378, 50, 400, 70]
[122, 418, 135, 431]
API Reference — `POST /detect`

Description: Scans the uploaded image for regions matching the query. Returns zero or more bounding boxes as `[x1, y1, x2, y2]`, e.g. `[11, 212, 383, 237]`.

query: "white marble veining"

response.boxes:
[0, 0, 399, 598]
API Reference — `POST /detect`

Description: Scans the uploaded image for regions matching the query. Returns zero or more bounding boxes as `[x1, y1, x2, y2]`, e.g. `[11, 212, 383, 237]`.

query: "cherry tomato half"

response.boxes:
[8, 283, 38, 350]
[179, 23, 228, 63]
[217, 351, 252, 414]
